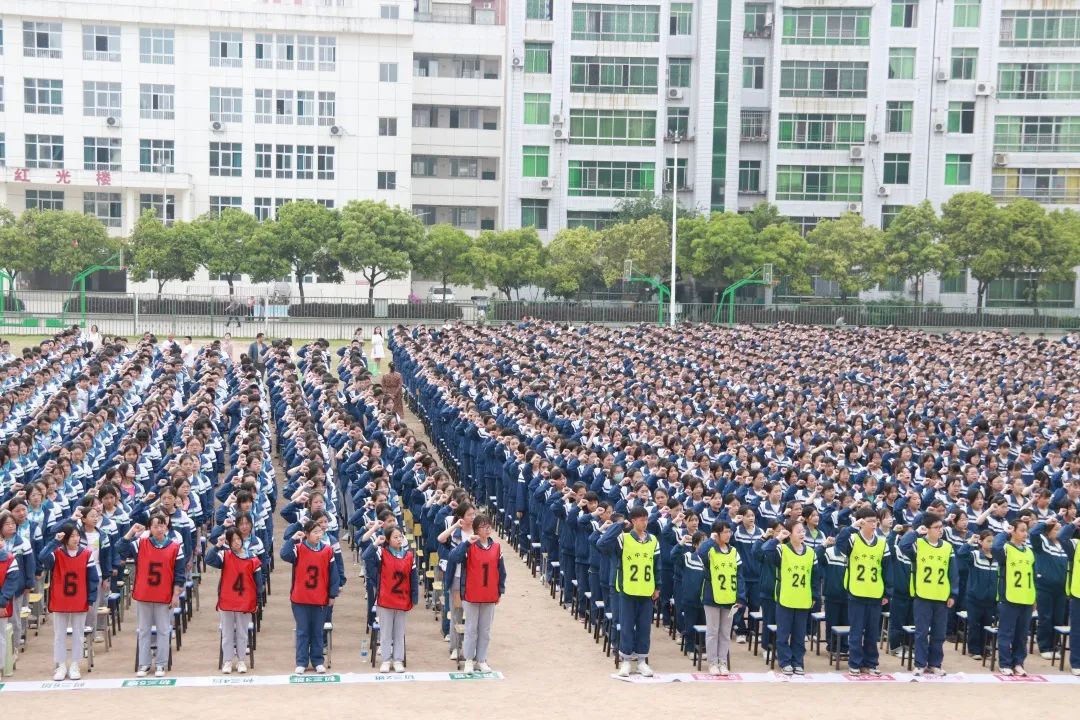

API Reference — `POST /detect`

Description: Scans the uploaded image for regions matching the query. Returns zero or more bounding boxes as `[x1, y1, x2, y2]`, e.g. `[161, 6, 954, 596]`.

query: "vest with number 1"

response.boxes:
[49, 548, 92, 613]
[1004, 543, 1035, 605]
[911, 537, 952, 602]
[777, 543, 814, 609]
[620, 533, 657, 597]
[463, 541, 501, 603]
[290, 542, 332, 605]
[133, 536, 180, 604]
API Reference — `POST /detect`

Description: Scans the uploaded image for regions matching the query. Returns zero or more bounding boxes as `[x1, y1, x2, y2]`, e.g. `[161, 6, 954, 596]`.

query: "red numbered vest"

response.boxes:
[0, 555, 13, 618]
[217, 551, 262, 613]
[133, 536, 180, 604]
[49, 548, 91, 613]
[290, 542, 331, 606]
[463, 541, 500, 604]
[377, 548, 415, 611]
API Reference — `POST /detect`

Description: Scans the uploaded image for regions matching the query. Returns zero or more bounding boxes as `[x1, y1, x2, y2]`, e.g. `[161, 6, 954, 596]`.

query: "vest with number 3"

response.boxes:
[464, 541, 500, 603]
[377, 548, 415, 611]
[133, 536, 180, 604]
[49, 548, 92, 613]
[290, 542, 332, 606]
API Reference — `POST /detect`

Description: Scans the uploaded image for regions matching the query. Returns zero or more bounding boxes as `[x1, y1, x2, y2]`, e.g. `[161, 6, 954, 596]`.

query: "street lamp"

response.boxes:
[157, 157, 169, 223]
[667, 132, 682, 327]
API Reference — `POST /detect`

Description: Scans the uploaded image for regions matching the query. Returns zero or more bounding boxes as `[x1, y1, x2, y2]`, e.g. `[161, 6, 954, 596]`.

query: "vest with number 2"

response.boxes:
[777, 543, 814, 609]
[463, 541, 500, 603]
[620, 533, 657, 597]
[378, 548, 416, 610]
[910, 537, 952, 602]
[290, 542, 332, 605]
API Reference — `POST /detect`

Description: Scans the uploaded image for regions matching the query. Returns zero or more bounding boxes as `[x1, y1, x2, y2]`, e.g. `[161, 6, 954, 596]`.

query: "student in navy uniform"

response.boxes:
[886, 522, 914, 656]
[731, 506, 763, 643]
[449, 513, 506, 674]
[1029, 517, 1068, 659]
[991, 519, 1036, 676]
[38, 523, 99, 681]
[280, 519, 340, 675]
[834, 507, 891, 674]
[899, 515, 959, 676]
[1059, 517, 1080, 675]
[696, 520, 745, 676]
[599, 505, 660, 677]
[364, 525, 419, 673]
[762, 518, 819, 675]
[955, 529, 1000, 659]
[671, 530, 705, 639]
[206, 527, 263, 674]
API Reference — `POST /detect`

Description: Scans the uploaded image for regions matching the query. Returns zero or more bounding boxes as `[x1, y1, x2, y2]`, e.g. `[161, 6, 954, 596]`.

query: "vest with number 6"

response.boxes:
[0, 555, 15, 618]
[217, 551, 261, 613]
[49, 548, 91, 613]
[707, 546, 739, 605]
[620, 533, 657, 597]
[378, 548, 415, 610]
[464, 541, 501, 603]
[1069, 543, 1080, 600]
[911, 538, 952, 602]
[290, 542, 332, 606]
[777, 544, 814, 609]
[133, 537, 180, 604]
[845, 533, 886, 599]
[1004, 543, 1035, 605]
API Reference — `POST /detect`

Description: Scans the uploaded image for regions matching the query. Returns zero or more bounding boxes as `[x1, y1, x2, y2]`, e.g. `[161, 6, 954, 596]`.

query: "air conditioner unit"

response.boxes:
[553, 127, 568, 141]
[540, 178, 553, 189]
[933, 121, 946, 133]
[329, 125, 343, 136]
[936, 70, 949, 83]
[849, 145, 865, 160]
[877, 185, 890, 197]
[210, 120, 224, 132]
[975, 82, 992, 96]
[511, 55, 522, 68]
[668, 87, 685, 100]
[847, 202, 862, 213]
[868, 132, 881, 144]
[993, 152, 1009, 167]
[551, 113, 563, 125]
[105, 116, 121, 128]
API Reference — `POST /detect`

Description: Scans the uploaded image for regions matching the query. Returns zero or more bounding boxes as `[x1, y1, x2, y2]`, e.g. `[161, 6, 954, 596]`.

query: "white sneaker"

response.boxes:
[155, 667, 166, 678]
[708, 664, 720, 676]
[463, 660, 474, 674]
[1013, 665, 1027, 676]
[393, 661, 405, 673]
[1071, 668, 1080, 676]
[236, 661, 247, 674]
[450, 648, 459, 661]
[380, 661, 391, 672]
[735, 635, 747, 644]
[1039, 651, 1054, 660]
[928, 667, 946, 677]
[53, 665, 67, 681]
[477, 662, 492, 673]
[222, 662, 232, 674]
[718, 663, 729, 676]
[969, 654, 982, 661]
[294, 666, 305, 675]
[617, 661, 631, 677]
[999, 667, 1013, 676]
[315, 664, 327, 674]
[912, 667, 924, 676]
[136, 667, 149, 678]
[637, 661, 654, 677]
[781, 665, 794, 676]
[68, 662, 80, 680]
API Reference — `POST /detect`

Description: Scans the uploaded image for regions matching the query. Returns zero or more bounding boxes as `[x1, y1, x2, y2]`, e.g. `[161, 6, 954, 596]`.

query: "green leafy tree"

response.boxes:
[613, 195, 700, 226]
[806, 212, 884, 302]
[17, 209, 120, 280]
[882, 201, 950, 301]
[597, 215, 670, 287]
[940, 192, 1009, 312]
[412, 224, 474, 298]
[200, 208, 258, 296]
[757, 222, 813, 296]
[744, 202, 787, 233]
[248, 200, 342, 304]
[1003, 201, 1080, 313]
[334, 200, 424, 304]
[469, 228, 545, 301]
[0, 208, 34, 299]
[686, 212, 758, 287]
[127, 210, 203, 296]
[543, 226, 603, 298]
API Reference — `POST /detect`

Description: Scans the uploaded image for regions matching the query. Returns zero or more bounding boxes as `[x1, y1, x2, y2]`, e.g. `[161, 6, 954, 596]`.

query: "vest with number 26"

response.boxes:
[620, 533, 657, 597]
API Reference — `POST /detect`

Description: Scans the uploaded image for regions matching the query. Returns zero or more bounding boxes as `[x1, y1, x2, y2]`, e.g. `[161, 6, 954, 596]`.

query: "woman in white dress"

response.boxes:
[370, 327, 386, 372]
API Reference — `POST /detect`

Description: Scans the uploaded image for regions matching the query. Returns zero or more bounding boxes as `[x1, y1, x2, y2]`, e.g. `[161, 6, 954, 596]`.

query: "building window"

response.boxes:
[275, 145, 293, 178]
[0, 133, 5, 165]
[740, 109, 769, 140]
[210, 31, 243, 67]
[775, 165, 863, 200]
[948, 101, 975, 134]
[944, 154, 973, 185]
[412, 156, 436, 177]
[210, 87, 243, 123]
[296, 91, 315, 125]
[83, 81, 121, 117]
[951, 48, 977, 80]
[570, 56, 659, 94]
[139, 27, 175, 64]
[527, 0, 553, 20]
[140, 84, 175, 119]
[255, 144, 272, 178]
[886, 101, 913, 132]
[139, 193, 175, 223]
[940, 270, 968, 293]
[276, 34, 295, 69]
[379, 62, 399, 82]
[209, 196, 242, 216]
[569, 109, 657, 146]
[380, 5, 400, 19]
[82, 25, 120, 61]
[954, 0, 980, 28]
[525, 43, 552, 73]
[994, 115, 1080, 152]
[317, 146, 335, 180]
[318, 36, 337, 71]
[888, 48, 916, 79]
[139, 139, 174, 172]
[254, 198, 272, 221]
[378, 117, 397, 136]
[255, 89, 272, 124]
[84, 192, 122, 227]
[24, 78, 63, 115]
[316, 92, 336, 126]
[745, 4, 771, 36]
[568, 160, 656, 197]
[883, 153, 911, 184]
[23, 21, 62, 59]
[377, 171, 397, 189]
[670, 3, 693, 35]
[566, 211, 616, 230]
[987, 274, 1076, 306]
[738, 161, 761, 192]
[255, 34, 273, 68]
[524, 93, 551, 124]
[452, 207, 479, 229]
[992, 167, 1080, 203]
[521, 199, 549, 230]
[298, 35, 316, 71]
[26, 190, 65, 211]
[998, 63, 1080, 99]
[0, 78, 4, 112]
[778, 113, 866, 149]
[891, 0, 918, 28]
[25, 134, 64, 168]
[1000, 10, 1080, 47]
[782, 8, 871, 45]
[668, 107, 690, 136]
[668, 58, 691, 87]
[880, 204, 906, 230]
[296, 145, 314, 179]
[779, 61, 868, 97]
[665, 155, 686, 190]
[83, 137, 121, 171]
[572, 4, 661, 42]
[209, 142, 242, 177]
[275, 90, 294, 124]
[522, 146, 550, 177]
[743, 57, 765, 89]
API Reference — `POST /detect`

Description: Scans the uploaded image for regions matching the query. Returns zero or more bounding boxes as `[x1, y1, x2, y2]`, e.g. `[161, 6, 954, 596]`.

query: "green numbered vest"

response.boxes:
[1069, 543, 1080, 600]
[619, 533, 657, 597]
[1003, 543, 1035, 606]
[911, 537, 952, 602]
[777, 543, 814, 610]
[845, 532, 886, 599]
[707, 546, 738, 605]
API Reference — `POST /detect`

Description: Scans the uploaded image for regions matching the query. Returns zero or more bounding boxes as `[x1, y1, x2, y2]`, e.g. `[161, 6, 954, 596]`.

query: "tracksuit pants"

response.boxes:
[996, 600, 1034, 670]
[888, 593, 913, 651]
[846, 597, 881, 670]
[775, 606, 809, 669]
[376, 606, 407, 662]
[703, 605, 734, 666]
[618, 593, 654, 661]
[1035, 584, 1067, 654]
[734, 580, 758, 637]
[135, 600, 173, 670]
[291, 602, 326, 668]
[52, 611, 87, 666]
[462, 600, 495, 663]
[559, 549, 576, 606]
[965, 600, 997, 656]
[1070, 597, 1080, 671]
[220, 610, 251, 663]
[912, 598, 948, 669]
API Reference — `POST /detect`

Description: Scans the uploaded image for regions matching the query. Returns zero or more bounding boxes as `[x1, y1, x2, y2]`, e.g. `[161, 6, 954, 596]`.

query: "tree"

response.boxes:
[757, 222, 813, 296]
[597, 215, 670, 287]
[613, 195, 700, 226]
[201, 208, 258, 296]
[412, 224, 474, 297]
[744, 202, 787, 233]
[469, 228, 545, 301]
[127, 210, 203, 296]
[543, 226, 603, 298]
[0, 208, 35, 299]
[940, 192, 1009, 312]
[1004, 201, 1080, 314]
[882, 201, 950, 301]
[334, 200, 424, 304]
[18, 209, 119, 277]
[806, 212, 884, 302]
[248, 200, 342, 304]
[686, 212, 758, 288]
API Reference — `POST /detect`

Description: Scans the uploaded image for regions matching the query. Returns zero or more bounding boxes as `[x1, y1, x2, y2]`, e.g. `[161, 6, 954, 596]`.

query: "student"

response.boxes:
[363, 526, 419, 673]
[955, 530, 1000, 660]
[762, 518, 819, 675]
[448, 513, 506, 674]
[206, 528, 263, 674]
[121, 513, 186, 678]
[599, 505, 660, 677]
[696, 520, 745, 676]
[1060, 517, 1080, 675]
[1029, 518, 1068, 660]
[899, 516, 959, 676]
[671, 529, 705, 639]
[991, 519, 1036, 676]
[38, 524, 100, 681]
[0, 532, 18, 677]
[834, 507, 890, 675]
[280, 519, 340, 675]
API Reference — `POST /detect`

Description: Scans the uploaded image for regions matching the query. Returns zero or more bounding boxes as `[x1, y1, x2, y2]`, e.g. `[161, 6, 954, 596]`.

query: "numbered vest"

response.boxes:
[49, 548, 91, 613]
[0, 555, 15, 618]
[1003, 543, 1035, 606]
[911, 538, 952, 602]
[1070, 543, 1080, 600]
[845, 533, 886, 599]
[620, 533, 657, 597]
[133, 536, 180, 604]
[463, 541, 501, 603]
[707, 546, 738, 605]
[290, 542, 332, 606]
[217, 551, 261, 614]
[777, 543, 814, 609]
[377, 548, 415, 611]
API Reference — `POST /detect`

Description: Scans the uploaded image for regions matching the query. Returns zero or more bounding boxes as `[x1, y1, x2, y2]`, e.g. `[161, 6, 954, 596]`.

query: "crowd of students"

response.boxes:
[389, 321, 1080, 678]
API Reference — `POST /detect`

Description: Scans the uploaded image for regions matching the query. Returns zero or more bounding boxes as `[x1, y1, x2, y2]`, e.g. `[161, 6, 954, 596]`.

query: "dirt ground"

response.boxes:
[6, 399, 1075, 718]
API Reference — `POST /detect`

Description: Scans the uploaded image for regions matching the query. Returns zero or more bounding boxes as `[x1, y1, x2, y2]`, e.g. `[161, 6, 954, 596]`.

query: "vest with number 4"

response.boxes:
[1004, 543, 1035, 605]
[1069, 542, 1080, 600]
[49, 548, 91, 613]
[845, 533, 886, 599]
[377, 548, 415, 610]
[620, 533, 657, 597]
[0, 555, 15, 618]
[217, 551, 261, 613]
[290, 542, 332, 606]
[463, 541, 500, 603]
[707, 546, 739, 605]
[777, 543, 814, 609]
[133, 536, 180, 604]
[911, 537, 952, 602]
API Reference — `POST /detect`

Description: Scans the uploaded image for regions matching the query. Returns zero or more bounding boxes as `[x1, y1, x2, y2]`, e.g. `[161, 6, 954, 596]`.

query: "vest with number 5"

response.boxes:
[290, 542, 332, 605]
[133, 536, 180, 604]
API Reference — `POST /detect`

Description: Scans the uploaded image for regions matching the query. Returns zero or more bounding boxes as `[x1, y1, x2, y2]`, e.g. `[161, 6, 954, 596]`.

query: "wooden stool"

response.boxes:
[899, 625, 916, 670]
[954, 610, 968, 654]
[810, 611, 826, 655]
[690, 624, 708, 670]
[983, 626, 999, 671]
[829, 626, 850, 670]
[1052, 625, 1070, 672]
